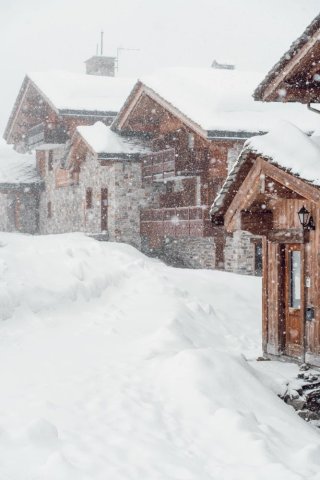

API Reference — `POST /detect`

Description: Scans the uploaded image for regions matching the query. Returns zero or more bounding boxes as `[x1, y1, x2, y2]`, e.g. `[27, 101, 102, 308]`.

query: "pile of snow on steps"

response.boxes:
[1, 232, 320, 479]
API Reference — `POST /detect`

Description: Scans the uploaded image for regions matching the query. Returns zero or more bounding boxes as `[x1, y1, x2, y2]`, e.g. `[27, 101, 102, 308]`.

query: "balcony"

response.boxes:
[27, 123, 68, 149]
[141, 206, 212, 238]
[141, 148, 175, 183]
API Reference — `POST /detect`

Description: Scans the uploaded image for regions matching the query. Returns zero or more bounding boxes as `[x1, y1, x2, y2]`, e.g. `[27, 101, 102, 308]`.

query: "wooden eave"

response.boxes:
[113, 80, 209, 140]
[4, 76, 30, 143]
[254, 13, 320, 102]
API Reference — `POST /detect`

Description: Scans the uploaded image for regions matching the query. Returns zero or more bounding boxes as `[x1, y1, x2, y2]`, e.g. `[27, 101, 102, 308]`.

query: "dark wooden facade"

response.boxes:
[114, 80, 247, 267]
[254, 13, 320, 103]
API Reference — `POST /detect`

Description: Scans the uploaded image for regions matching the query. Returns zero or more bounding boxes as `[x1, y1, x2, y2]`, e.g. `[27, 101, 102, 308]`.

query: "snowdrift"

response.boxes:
[0, 232, 319, 480]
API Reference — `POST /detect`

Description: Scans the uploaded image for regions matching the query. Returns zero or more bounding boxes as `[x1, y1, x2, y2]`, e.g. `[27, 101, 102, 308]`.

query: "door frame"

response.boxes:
[263, 239, 306, 362]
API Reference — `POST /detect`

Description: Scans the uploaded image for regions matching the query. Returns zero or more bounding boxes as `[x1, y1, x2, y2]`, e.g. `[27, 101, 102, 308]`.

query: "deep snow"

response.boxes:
[0, 232, 320, 479]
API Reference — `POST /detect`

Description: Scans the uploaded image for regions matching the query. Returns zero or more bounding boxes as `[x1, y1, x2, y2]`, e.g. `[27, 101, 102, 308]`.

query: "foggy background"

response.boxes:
[0, 0, 319, 135]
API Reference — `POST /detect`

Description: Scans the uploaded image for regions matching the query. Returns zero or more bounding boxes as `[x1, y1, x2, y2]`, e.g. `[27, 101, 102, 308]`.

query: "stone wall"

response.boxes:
[0, 188, 40, 234]
[38, 147, 149, 249]
[224, 230, 256, 275]
[142, 235, 216, 269]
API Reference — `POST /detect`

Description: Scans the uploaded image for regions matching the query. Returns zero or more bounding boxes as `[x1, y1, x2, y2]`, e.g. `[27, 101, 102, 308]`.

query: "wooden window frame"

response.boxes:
[48, 150, 54, 171]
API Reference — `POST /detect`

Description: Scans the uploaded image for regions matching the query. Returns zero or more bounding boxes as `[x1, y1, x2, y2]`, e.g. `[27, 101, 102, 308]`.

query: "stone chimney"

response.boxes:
[211, 60, 235, 70]
[85, 56, 116, 77]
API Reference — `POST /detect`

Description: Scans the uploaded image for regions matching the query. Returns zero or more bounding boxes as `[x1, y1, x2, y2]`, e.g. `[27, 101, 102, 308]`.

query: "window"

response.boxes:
[289, 250, 301, 309]
[188, 133, 195, 150]
[47, 201, 52, 219]
[165, 181, 174, 193]
[48, 150, 54, 171]
[86, 188, 93, 209]
[254, 241, 263, 276]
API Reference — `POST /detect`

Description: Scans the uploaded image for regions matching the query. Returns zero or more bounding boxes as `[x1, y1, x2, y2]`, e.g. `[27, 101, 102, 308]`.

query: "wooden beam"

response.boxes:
[224, 158, 263, 231]
[117, 83, 144, 130]
[261, 159, 320, 203]
[262, 35, 320, 101]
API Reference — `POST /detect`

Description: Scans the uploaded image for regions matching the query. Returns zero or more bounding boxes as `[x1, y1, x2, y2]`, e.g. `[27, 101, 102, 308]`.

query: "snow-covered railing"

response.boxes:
[27, 122, 46, 149]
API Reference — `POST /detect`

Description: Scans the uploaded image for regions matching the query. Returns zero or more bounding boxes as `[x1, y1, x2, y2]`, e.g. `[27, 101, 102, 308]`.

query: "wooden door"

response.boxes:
[284, 244, 303, 358]
[101, 188, 108, 232]
[264, 241, 284, 355]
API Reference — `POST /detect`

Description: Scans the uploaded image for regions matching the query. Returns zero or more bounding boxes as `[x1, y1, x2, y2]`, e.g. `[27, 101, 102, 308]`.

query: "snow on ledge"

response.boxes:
[0, 140, 40, 184]
[77, 122, 150, 154]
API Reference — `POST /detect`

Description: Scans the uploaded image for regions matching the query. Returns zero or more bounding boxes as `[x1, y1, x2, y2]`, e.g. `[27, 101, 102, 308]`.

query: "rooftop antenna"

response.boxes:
[116, 46, 140, 72]
[100, 31, 104, 56]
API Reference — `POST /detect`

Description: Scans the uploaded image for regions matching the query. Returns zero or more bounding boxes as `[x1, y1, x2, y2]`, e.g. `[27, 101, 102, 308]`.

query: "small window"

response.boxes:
[289, 250, 301, 309]
[188, 133, 195, 150]
[48, 150, 54, 171]
[165, 181, 174, 193]
[86, 188, 93, 209]
[47, 201, 52, 218]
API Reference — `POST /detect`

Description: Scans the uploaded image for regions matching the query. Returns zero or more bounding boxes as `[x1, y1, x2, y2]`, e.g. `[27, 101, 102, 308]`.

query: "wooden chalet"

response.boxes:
[211, 14, 320, 366]
[112, 66, 320, 271]
[4, 70, 134, 152]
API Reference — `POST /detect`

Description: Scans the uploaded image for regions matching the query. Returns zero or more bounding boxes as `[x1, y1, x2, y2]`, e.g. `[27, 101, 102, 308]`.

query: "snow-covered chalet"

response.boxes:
[211, 13, 320, 366]
[2, 53, 320, 275]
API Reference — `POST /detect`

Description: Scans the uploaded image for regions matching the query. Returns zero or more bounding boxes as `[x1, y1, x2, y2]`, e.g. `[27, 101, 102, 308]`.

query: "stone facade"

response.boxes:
[0, 187, 40, 234]
[38, 146, 150, 249]
[224, 230, 258, 275]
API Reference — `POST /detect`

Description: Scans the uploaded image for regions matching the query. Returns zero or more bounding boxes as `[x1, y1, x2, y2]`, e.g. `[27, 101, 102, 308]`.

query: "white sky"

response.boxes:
[0, 0, 319, 133]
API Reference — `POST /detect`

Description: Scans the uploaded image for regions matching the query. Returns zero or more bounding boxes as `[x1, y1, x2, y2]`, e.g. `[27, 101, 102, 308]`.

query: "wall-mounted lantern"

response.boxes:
[298, 205, 315, 230]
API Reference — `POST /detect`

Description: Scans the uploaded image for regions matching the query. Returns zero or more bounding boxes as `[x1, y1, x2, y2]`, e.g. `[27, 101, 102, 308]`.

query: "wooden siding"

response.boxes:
[55, 168, 72, 188]
[140, 207, 211, 240]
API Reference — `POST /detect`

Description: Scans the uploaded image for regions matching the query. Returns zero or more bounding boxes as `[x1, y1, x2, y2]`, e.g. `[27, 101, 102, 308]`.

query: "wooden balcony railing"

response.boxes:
[141, 206, 211, 238]
[141, 148, 175, 183]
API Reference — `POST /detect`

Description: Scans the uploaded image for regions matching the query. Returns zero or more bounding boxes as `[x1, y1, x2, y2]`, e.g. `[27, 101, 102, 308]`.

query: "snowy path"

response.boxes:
[0, 232, 320, 479]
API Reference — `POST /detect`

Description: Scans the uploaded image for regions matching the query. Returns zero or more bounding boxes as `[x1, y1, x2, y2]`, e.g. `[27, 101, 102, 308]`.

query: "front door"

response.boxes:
[101, 188, 108, 232]
[284, 244, 303, 358]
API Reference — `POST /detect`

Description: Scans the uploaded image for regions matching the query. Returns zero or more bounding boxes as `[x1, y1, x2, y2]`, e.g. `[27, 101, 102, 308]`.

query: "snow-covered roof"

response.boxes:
[247, 122, 320, 185]
[28, 71, 135, 114]
[77, 122, 150, 154]
[210, 121, 320, 216]
[139, 67, 320, 134]
[0, 141, 41, 184]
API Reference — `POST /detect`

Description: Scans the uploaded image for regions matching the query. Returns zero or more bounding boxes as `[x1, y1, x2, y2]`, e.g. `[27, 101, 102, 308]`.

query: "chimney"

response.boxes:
[85, 56, 116, 77]
[211, 60, 235, 70]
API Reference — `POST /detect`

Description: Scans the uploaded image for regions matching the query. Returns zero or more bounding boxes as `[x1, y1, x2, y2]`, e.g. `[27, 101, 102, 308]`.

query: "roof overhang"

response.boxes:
[211, 152, 320, 233]
[254, 14, 320, 103]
